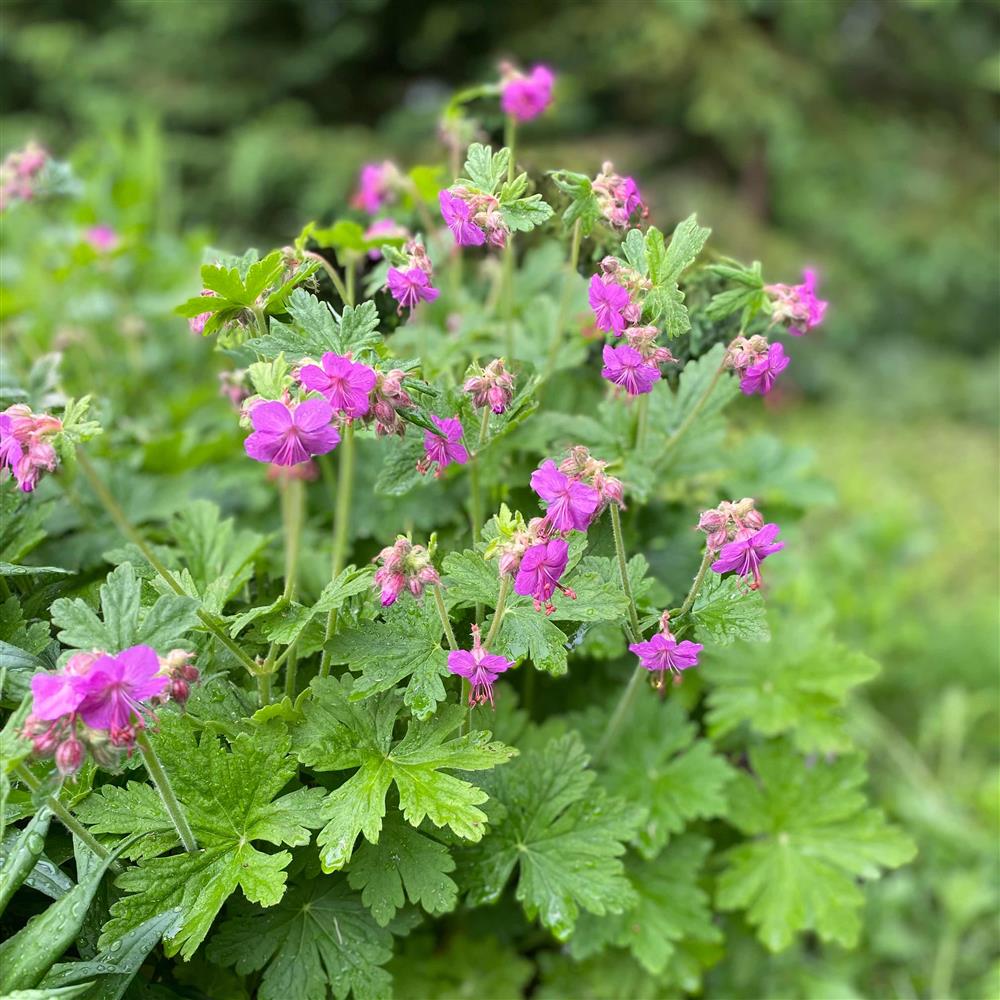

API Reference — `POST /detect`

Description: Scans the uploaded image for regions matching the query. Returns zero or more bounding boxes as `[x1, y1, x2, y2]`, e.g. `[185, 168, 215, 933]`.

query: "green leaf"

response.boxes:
[461, 143, 509, 194]
[548, 170, 601, 235]
[570, 835, 721, 975]
[0, 563, 71, 577]
[688, 574, 770, 645]
[702, 615, 880, 753]
[253, 290, 382, 361]
[347, 814, 458, 926]
[501, 195, 555, 233]
[207, 881, 394, 1000]
[461, 732, 643, 940]
[716, 740, 917, 952]
[661, 214, 711, 284]
[621, 229, 647, 275]
[79, 716, 325, 959]
[591, 696, 732, 859]
[49, 564, 198, 653]
[325, 599, 448, 719]
[292, 676, 516, 872]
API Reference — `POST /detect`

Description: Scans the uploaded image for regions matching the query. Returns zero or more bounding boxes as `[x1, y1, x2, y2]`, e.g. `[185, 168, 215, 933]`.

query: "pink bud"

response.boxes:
[169, 679, 190, 705]
[55, 736, 84, 776]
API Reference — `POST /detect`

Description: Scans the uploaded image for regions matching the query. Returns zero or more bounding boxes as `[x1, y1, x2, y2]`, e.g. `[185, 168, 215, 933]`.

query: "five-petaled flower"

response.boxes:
[387, 266, 440, 313]
[530, 459, 601, 532]
[711, 522, 784, 589]
[739, 342, 790, 396]
[439, 189, 486, 247]
[589, 275, 631, 335]
[418, 415, 469, 478]
[447, 624, 514, 707]
[500, 63, 555, 121]
[629, 633, 703, 681]
[601, 343, 661, 396]
[767, 268, 828, 337]
[298, 353, 377, 419]
[514, 538, 576, 614]
[244, 399, 340, 466]
[74, 645, 168, 738]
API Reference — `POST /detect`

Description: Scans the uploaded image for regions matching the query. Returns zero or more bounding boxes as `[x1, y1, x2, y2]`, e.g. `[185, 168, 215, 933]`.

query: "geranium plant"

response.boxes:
[0, 64, 914, 999]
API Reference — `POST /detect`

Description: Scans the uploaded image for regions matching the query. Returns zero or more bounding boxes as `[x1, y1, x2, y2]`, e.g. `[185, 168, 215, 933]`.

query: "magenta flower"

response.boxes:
[373, 537, 440, 606]
[739, 342, 790, 396]
[767, 268, 828, 336]
[530, 459, 601, 532]
[0, 413, 24, 471]
[352, 162, 399, 214]
[500, 64, 555, 121]
[364, 218, 409, 260]
[514, 538, 575, 614]
[244, 399, 340, 466]
[711, 523, 784, 590]
[629, 633, 703, 677]
[30, 671, 84, 721]
[298, 353, 376, 419]
[387, 266, 440, 313]
[1, 405, 62, 492]
[601, 343, 661, 395]
[418, 415, 468, 477]
[439, 190, 486, 247]
[75, 645, 168, 734]
[447, 624, 514, 707]
[85, 225, 119, 253]
[589, 275, 631, 335]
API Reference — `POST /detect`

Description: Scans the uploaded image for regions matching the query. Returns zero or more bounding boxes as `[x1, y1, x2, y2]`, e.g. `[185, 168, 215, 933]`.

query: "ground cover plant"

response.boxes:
[0, 64, 924, 999]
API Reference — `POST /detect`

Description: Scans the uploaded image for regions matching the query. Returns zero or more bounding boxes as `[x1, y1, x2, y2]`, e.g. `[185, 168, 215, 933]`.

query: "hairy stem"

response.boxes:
[134, 729, 199, 853]
[544, 217, 582, 377]
[432, 584, 458, 651]
[665, 357, 726, 455]
[468, 408, 491, 544]
[75, 450, 259, 678]
[502, 115, 517, 359]
[593, 662, 646, 768]
[484, 574, 512, 649]
[610, 504, 642, 642]
[678, 547, 714, 619]
[14, 764, 121, 872]
[319, 421, 356, 678]
[634, 393, 649, 452]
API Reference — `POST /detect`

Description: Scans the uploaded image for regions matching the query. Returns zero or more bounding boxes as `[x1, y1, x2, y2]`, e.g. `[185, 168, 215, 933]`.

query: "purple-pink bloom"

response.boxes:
[500, 64, 555, 121]
[589, 275, 631, 335]
[447, 624, 514, 707]
[711, 522, 784, 590]
[297, 353, 376, 419]
[601, 343, 661, 396]
[244, 399, 340, 466]
[739, 342, 790, 396]
[629, 633, 703, 676]
[85, 225, 118, 253]
[514, 538, 575, 614]
[75, 645, 167, 733]
[352, 162, 398, 214]
[0, 413, 24, 471]
[364, 218, 409, 259]
[530, 459, 601, 532]
[419, 415, 468, 477]
[439, 190, 486, 247]
[768, 268, 828, 337]
[387, 266, 440, 313]
[30, 671, 84, 721]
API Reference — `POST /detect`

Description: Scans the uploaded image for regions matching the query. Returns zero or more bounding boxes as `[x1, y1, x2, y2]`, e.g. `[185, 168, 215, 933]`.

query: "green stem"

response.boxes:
[14, 764, 121, 872]
[75, 450, 259, 678]
[609, 504, 641, 642]
[319, 422, 356, 678]
[134, 730, 198, 853]
[502, 115, 517, 359]
[304, 250, 350, 304]
[432, 585, 458, 651]
[593, 663, 646, 768]
[634, 394, 649, 452]
[505, 116, 517, 183]
[678, 547, 714, 619]
[283, 649, 299, 700]
[544, 217, 582, 377]
[251, 305, 269, 339]
[484, 574, 512, 648]
[665, 357, 726, 454]
[468, 407, 491, 543]
[345, 257, 356, 308]
[257, 671, 271, 709]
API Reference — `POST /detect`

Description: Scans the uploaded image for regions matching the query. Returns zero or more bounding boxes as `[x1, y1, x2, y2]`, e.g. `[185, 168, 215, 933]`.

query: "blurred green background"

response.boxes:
[2, 1, 997, 997]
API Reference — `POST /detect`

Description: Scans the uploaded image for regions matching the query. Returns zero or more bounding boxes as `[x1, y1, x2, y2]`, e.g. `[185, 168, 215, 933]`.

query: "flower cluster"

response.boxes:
[352, 160, 402, 215]
[418, 416, 468, 477]
[439, 188, 508, 249]
[698, 497, 783, 589]
[499, 62, 555, 122]
[22, 645, 198, 776]
[447, 624, 514, 707]
[725, 335, 790, 396]
[373, 536, 440, 606]
[463, 358, 515, 414]
[369, 368, 415, 437]
[592, 161, 646, 230]
[697, 497, 764, 551]
[0, 404, 62, 493]
[629, 612, 703, 686]
[0, 141, 48, 211]
[588, 259, 649, 335]
[767, 268, 828, 337]
[386, 240, 440, 313]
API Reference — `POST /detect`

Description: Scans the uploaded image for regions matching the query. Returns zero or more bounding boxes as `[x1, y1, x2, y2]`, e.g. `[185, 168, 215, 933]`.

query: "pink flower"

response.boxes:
[85, 225, 119, 253]
[447, 624, 514, 707]
[188, 289, 216, 336]
[373, 537, 440, 606]
[0, 413, 24, 471]
[601, 343, 661, 396]
[75, 645, 168, 734]
[593, 163, 647, 229]
[629, 633, 703, 678]
[364, 218, 409, 259]
[711, 522, 784, 590]
[739, 342, 790, 396]
[589, 275, 631, 335]
[767, 268, 828, 336]
[352, 161, 399, 214]
[1, 404, 62, 492]
[500, 64, 555, 122]
[368, 369, 413, 437]
[30, 671, 84, 721]
[514, 538, 575, 614]
[530, 459, 601, 532]
[418, 415, 468, 477]
[298, 353, 376, 419]
[439, 189, 486, 247]
[244, 399, 340, 466]
[387, 266, 440, 313]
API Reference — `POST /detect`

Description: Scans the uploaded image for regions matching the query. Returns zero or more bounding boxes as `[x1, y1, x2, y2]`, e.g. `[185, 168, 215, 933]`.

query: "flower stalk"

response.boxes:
[544, 217, 583, 377]
[609, 504, 642, 642]
[134, 729, 199, 853]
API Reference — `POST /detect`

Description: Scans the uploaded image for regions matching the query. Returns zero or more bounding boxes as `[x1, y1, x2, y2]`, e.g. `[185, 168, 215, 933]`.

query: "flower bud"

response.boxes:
[55, 736, 84, 776]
